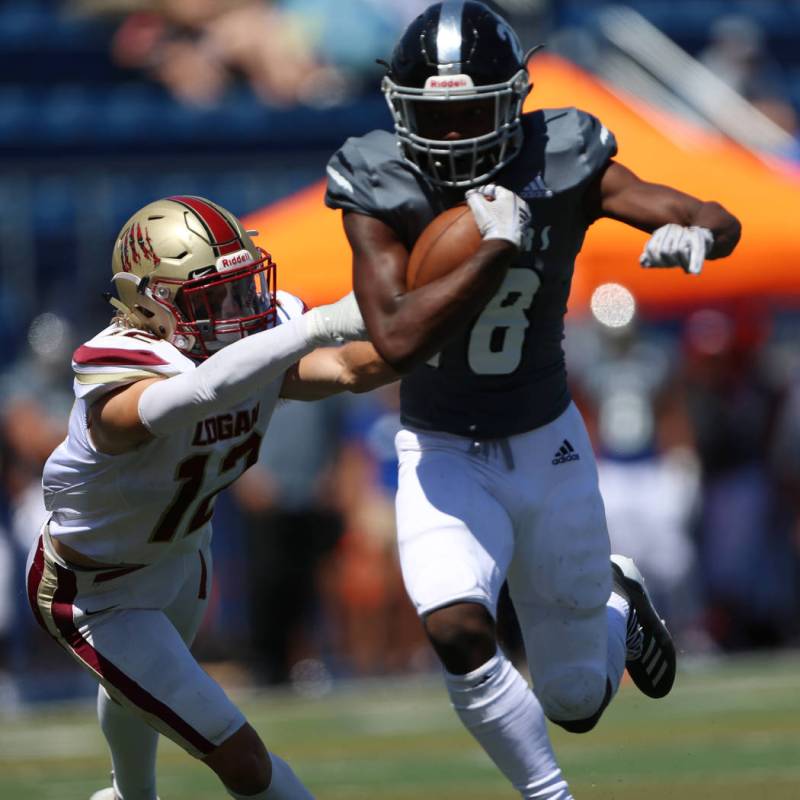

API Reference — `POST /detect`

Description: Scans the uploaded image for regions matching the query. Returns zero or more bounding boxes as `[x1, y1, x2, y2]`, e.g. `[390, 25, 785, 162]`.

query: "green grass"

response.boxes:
[2, 652, 800, 799]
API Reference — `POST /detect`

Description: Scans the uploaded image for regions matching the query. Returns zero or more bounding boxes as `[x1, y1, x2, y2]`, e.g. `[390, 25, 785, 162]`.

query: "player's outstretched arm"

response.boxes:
[279, 342, 400, 401]
[89, 293, 366, 454]
[592, 161, 741, 274]
[346, 185, 529, 372]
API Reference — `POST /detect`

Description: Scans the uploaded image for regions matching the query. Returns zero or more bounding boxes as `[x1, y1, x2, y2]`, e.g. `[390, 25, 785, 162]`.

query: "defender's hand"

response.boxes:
[305, 292, 367, 345]
[640, 223, 714, 275]
[466, 184, 531, 249]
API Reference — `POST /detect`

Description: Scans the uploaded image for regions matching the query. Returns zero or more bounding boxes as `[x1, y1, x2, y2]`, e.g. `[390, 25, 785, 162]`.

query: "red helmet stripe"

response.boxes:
[169, 196, 241, 255]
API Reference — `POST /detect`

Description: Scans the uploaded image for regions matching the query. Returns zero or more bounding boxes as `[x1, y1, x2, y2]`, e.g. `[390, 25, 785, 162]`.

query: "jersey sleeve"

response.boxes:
[325, 136, 378, 213]
[577, 109, 617, 179]
[324, 131, 413, 231]
[72, 327, 193, 403]
[325, 131, 443, 250]
[539, 107, 618, 192]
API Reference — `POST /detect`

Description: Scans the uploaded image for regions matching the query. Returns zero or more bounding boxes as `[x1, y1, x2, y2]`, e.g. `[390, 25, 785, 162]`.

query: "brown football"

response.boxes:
[406, 204, 482, 290]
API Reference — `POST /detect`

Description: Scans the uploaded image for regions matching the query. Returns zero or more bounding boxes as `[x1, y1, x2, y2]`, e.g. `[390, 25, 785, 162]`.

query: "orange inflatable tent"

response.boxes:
[244, 55, 800, 316]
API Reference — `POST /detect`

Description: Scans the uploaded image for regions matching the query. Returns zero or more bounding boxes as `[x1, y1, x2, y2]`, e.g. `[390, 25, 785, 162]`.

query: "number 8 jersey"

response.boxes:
[42, 291, 305, 566]
[325, 107, 616, 439]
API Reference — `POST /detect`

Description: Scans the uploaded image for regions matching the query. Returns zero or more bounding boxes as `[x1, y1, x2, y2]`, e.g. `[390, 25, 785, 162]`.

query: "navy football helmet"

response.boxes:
[382, 1, 532, 188]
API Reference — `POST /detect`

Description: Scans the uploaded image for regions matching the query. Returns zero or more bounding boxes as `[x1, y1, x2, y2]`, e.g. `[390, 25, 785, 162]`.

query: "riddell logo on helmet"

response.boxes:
[424, 74, 474, 90]
[216, 249, 253, 271]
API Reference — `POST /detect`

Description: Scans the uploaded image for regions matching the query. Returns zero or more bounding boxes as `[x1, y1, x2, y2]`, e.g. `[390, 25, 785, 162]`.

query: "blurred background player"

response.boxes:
[325, 2, 741, 798]
[232, 393, 348, 685]
[567, 285, 703, 642]
[25, 195, 394, 800]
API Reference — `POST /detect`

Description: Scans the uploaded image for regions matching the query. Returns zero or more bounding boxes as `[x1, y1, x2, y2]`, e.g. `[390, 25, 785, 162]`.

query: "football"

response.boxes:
[406, 204, 482, 290]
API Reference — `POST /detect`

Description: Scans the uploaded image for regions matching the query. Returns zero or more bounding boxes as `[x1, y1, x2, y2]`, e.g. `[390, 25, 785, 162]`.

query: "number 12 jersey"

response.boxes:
[42, 292, 304, 566]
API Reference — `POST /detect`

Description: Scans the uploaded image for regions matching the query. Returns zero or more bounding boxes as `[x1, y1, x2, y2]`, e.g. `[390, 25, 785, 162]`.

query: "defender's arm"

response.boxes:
[88, 294, 366, 455]
[346, 212, 516, 373]
[592, 161, 741, 259]
[280, 342, 400, 401]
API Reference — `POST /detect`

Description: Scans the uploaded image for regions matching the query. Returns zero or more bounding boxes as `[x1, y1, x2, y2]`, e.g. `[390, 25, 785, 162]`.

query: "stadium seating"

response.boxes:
[556, 0, 800, 64]
[1, 0, 799, 352]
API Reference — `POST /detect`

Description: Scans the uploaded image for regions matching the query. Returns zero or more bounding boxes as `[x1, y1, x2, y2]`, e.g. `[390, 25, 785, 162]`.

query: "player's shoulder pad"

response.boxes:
[72, 323, 193, 402]
[524, 107, 617, 192]
[325, 129, 416, 219]
[275, 290, 307, 323]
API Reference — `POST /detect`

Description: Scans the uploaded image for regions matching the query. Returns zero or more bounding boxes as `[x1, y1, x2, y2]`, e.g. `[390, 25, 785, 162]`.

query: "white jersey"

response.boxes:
[42, 291, 305, 566]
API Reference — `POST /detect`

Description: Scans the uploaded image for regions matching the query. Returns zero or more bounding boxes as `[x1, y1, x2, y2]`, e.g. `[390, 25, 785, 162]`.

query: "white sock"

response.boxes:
[97, 687, 159, 800]
[445, 651, 573, 800]
[226, 752, 314, 799]
[606, 591, 628, 696]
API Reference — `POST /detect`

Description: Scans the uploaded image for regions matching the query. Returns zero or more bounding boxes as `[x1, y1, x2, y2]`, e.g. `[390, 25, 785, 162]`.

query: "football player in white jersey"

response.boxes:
[26, 195, 395, 800]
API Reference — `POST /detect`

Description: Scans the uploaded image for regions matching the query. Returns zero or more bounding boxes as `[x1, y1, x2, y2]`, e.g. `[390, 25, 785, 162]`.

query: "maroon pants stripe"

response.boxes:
[26, 536, 48, 632]
[50, 562, 215, 756]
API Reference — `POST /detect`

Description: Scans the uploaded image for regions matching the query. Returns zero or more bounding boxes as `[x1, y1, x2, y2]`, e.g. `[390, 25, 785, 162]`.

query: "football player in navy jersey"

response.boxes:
[325, 2, 741, 798]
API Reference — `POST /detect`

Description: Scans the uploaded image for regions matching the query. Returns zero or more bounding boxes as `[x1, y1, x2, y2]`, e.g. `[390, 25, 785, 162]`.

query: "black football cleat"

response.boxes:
[611, 555, 676, 699]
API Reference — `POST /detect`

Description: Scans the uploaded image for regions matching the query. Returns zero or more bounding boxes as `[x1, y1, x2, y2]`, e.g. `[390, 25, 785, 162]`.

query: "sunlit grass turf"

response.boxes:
[2, 651, 799, 799]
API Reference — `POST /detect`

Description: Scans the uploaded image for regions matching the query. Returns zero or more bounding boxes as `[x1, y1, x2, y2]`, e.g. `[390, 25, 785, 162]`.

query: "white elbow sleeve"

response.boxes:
[138, 314, 318, 436]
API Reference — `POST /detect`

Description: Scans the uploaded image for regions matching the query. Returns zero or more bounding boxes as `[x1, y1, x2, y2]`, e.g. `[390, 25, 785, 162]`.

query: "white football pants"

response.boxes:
[395, 402, 613, 721]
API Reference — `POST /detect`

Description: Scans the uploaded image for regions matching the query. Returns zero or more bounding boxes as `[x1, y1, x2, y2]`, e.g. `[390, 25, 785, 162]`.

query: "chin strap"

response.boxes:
[103, 292, 132, 317]
[112, 271, 143, 289]
[106, 273, 143, 318]
[106, 273, 160, 330]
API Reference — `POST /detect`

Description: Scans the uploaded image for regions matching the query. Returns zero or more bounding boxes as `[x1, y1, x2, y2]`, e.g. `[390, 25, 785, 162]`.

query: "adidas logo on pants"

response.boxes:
[552, 439, 580, 465]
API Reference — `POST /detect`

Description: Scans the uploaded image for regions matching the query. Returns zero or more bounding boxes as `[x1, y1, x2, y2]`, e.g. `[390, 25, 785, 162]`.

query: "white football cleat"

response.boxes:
[89, 791, 117, 800]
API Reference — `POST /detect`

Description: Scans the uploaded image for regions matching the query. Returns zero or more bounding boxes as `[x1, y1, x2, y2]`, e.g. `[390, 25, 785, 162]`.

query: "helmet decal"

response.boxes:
[127, 225, 141, 266]
[137, 223, 161, 266]
[120, 222, 161, 271]
[120, 234, 131, 272]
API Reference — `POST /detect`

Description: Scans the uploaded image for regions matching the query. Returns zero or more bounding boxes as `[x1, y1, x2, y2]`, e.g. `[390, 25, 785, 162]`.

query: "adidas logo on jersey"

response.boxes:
[551, 439, 580, 465]
[519, 173, 553, 199]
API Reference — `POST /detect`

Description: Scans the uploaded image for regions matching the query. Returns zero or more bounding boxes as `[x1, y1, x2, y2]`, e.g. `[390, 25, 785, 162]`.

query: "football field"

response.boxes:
[1, 651, 799, 799]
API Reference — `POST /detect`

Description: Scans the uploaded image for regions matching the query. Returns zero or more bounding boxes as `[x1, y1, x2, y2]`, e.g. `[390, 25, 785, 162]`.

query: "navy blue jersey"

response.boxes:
[326, 108, 617, 438]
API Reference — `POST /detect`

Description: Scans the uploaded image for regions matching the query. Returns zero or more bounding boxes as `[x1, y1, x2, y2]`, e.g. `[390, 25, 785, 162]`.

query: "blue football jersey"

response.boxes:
[326, 108, 617, 438]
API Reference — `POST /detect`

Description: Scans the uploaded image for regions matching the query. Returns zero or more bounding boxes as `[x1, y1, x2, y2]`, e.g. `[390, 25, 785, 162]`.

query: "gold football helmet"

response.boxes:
[110, 195, 276, 359]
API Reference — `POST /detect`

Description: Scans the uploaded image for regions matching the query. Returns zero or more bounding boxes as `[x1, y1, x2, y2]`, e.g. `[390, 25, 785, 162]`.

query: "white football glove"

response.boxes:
[305, 291, 367, 346]
[465, 183, 531, 249]
[640, 223, 714, 276]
